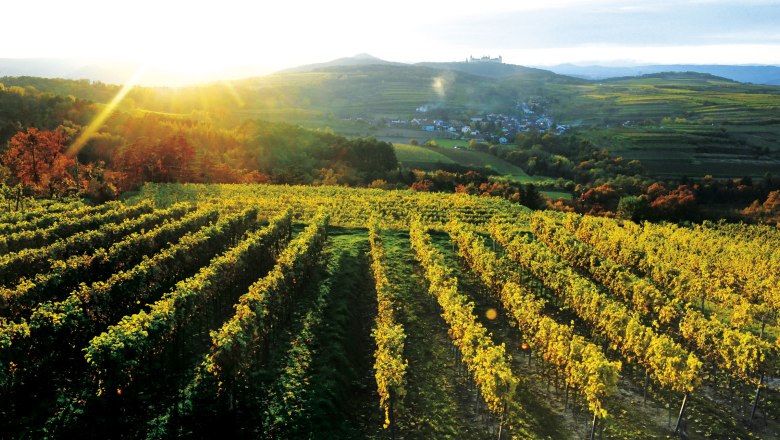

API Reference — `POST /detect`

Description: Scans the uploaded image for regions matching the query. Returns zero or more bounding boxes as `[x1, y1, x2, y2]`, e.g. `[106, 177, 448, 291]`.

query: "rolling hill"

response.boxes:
[544, 63, 780, 86]
[4, 56, 780, 178]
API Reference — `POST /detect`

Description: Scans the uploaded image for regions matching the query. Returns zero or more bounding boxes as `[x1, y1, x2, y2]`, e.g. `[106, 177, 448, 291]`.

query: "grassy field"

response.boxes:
[393, 143, 456, 168]
[394, 141, 541, 181]
[540, 190, 573, 200]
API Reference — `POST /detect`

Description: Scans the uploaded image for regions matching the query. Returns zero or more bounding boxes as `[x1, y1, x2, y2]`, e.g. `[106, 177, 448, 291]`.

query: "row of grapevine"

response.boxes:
[644, 220, 779, 317]
[0, 201, 116, 236]
[686, 222, 780, 316]
[0, 200, 154, 254]
[147, 210, 329, 438]
[137, 182, 530, 230]
[0, 207, 260, 392]
[704, 220, 780, 247]
[568, 215, 769, 329]
[409, 220, 517, 424]
[368, 218, 408, 432]
[529, 213, 776, 384]
[489, 222, 702, 395]
[447, 219, 620, 420]
[0, 203, 203, 317]
[259, 239, 340, 438]
[531, 213, 679, 324]
[203, 210, 328, 390]
[0, 203, 186, 288]
[0, 200, 83, 227]
[84, 208, 293, 395]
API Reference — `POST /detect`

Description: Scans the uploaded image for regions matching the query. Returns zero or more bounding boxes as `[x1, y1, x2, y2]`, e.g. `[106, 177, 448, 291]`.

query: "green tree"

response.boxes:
[617, 196, 649, 222]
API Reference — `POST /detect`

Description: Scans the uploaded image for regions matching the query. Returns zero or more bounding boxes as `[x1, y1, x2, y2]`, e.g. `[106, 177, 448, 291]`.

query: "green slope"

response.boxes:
[394, 142, 537, 181]
[6, 65, 780, 178]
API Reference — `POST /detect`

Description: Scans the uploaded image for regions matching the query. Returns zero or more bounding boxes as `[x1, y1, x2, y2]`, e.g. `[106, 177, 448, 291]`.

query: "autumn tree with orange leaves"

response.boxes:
[2, 127, 75, 197]
[114, 134, 196, 190]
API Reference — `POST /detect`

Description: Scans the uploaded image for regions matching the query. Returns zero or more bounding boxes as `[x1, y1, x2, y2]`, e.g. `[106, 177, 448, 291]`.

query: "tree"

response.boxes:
[115, 134, 195, 189]
[2, 127, 75, 196]
[79, 161, 119, 202]
[617, 195, 649, 222]
[578, 183, 620, 215]
[742, 190, 780, 224]
[648, 184, 697, 220]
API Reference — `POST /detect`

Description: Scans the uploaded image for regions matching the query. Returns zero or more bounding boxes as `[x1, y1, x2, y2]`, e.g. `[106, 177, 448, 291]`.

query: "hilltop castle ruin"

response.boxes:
[466, 55, 503, 63]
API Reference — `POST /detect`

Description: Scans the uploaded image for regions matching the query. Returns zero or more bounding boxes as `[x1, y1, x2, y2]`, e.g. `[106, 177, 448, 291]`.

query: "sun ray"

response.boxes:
[221, 80, 245, 108]
[66, 65, 148, 158]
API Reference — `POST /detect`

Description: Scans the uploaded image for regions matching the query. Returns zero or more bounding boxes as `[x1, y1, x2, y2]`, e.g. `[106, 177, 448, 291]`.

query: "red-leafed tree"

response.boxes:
[115, 134, 195, 189]
[648, 184, 697, 219]
[742, 190, 780, 224]
[578, 183, 620, 215]
[2, 127, 75, 196]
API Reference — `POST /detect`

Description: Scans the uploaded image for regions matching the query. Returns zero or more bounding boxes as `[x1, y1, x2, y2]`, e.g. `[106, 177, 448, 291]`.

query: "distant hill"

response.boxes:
[0, 58, 273, 87]
[3, 57, 780, 179]
[602, 71, 739, 84]
[281, 53, 404, 73]
[416, 61, 547, 78]
[543, 64, 780, 86]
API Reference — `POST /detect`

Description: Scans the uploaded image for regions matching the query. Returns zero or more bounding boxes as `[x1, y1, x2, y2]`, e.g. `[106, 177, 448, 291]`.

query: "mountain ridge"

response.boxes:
[542, 63, 780, 85]
[4, 54, 778, 87]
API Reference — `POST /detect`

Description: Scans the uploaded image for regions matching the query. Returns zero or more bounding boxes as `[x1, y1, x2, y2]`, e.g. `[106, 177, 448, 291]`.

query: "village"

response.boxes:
[386, 97, 570, 146]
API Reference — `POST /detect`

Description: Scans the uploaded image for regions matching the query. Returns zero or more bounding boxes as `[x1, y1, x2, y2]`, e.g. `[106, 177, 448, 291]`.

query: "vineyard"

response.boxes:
[1, 183, 779, 439]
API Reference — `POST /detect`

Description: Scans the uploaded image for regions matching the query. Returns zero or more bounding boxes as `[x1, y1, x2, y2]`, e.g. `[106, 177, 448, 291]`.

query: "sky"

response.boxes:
[2, 0, 779, 84]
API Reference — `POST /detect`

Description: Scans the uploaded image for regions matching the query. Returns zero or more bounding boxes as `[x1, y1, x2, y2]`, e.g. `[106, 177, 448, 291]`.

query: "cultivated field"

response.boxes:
[1, 183, 778, 439]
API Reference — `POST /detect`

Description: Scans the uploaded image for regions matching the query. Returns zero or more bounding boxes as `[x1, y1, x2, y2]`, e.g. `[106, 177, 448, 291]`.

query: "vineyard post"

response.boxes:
[749, 313, 767, 421]
[673, 391, 689, 436]
[750, 372, 764, 420]
[390, 389, 396, 440]
[497, 407, 503, 440]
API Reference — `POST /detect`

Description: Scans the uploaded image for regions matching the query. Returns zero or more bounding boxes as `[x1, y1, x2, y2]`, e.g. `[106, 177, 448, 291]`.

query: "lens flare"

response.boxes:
[66, 65, 148, 158]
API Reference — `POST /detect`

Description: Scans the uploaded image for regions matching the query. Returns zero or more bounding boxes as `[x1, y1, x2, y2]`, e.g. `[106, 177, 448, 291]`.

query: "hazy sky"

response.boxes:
[3, 0, 779, 76]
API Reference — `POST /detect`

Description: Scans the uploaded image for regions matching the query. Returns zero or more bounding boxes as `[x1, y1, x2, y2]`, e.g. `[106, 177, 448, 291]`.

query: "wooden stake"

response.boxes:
[673, 392, 689, 436]
[750, 372, 764, 420]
